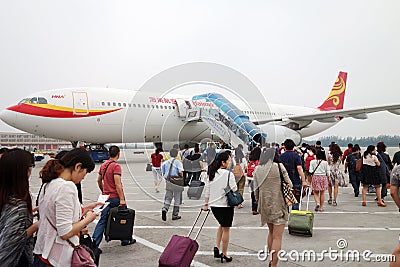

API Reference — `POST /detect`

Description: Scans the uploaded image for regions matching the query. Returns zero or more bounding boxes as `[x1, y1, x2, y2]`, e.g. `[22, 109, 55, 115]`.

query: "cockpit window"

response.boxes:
[37, 97, 48, 104]
[30, 97, 38, 104]
[18, 98, 30, 104]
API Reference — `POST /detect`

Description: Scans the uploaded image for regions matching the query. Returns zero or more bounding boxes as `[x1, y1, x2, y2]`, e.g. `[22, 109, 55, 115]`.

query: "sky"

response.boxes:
[0, 1, 399, 139]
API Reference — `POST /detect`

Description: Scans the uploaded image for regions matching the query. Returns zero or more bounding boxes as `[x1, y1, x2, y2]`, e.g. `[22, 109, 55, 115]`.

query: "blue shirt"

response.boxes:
[280, 151, 302, 185]
[161, 158, 184, 180]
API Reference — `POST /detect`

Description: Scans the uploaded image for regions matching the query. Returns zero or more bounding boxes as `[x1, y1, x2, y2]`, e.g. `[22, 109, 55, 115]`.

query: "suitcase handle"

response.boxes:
[299, 187, 311, 211]
[187, 209, 210, 240]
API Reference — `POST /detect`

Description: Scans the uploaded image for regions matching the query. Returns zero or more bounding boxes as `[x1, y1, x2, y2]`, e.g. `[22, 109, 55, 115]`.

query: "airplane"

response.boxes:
[1, 71, 399, 149]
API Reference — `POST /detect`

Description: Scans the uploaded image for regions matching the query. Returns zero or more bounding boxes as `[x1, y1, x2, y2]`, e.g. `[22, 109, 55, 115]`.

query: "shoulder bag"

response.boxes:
[46, 216, 96, 267]
[224, 169, 244, 207]
[165, 159, 184, 192]
[278, 163, 297, 206]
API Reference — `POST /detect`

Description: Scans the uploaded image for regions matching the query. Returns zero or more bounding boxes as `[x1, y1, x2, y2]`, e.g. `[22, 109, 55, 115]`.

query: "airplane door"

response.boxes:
[175, 98, 190, 118]
[72, 92, 89, 115]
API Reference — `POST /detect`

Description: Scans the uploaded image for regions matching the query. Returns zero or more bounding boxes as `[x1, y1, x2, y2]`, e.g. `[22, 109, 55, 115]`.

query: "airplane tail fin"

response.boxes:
[318, 71, 347, 111]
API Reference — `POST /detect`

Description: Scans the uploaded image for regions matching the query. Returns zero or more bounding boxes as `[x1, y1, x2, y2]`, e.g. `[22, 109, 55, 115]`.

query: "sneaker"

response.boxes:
[161, 210, 167, 221]
[172, 216, 181, 220]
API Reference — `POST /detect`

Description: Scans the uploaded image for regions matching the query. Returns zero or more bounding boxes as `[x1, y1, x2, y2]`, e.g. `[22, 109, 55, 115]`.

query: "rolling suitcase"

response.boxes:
[187, 180, 205, 200]
[105, 206, 135, 242]
[159, 209, 210, 267]
[288, 187, 314, 237]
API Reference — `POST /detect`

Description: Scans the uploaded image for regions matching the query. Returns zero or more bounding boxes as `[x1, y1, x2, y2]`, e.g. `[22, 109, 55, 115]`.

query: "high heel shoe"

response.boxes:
[213, 247, 220, 258]
[220, 253, 233, 263]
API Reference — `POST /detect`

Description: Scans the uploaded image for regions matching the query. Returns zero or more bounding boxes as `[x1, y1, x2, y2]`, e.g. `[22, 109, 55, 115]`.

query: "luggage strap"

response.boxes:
[187, 209, 210, 240]
[299, 187, 311, 211]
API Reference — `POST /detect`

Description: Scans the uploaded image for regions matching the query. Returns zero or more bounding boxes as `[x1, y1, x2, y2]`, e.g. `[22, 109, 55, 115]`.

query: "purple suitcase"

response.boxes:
[159, 209, 210, 267]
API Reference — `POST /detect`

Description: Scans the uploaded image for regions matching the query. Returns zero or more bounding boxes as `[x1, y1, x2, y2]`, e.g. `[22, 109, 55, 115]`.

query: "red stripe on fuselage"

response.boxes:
[6, 104, 121, 118]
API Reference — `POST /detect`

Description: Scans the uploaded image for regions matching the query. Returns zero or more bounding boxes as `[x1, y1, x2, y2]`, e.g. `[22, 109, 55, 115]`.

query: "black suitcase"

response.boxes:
[187, 180, 205, 200]
[105, 206, 135, 242]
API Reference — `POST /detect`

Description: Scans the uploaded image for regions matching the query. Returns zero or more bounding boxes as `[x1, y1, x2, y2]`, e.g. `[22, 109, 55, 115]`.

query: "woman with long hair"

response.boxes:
[0, 148, 38, 266]
[33, 148, 100, 266]
[361, 145, 385, 207]
[204, 151, 237, 263]
[151, 147, 164, 192]
[327, 144, 345, 206]
[310, 150, 330, 212]
[254, 148, 291, 267]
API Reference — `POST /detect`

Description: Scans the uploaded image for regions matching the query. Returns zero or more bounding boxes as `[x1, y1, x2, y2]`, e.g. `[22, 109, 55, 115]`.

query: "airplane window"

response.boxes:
[118, 103, 121, 107]
[147, 105, 150, 108]
[38, 97, 48, 104]
[156, 105, 159, 109]
[133, 104, 136, 107]
[172, 106, 175, 109]
[123, 103, 126, 107]
[128, 104, 131, 107]
[168, 106, 171, 109]
[137, 104, 141, 108]
[113, 102, 116, 107]
[18, 98, 30, 104]
[152, 105, 155, 108]
[101, 102, 105, 106]
[30, 97, 38, 104]
[160, 106, 163, 109]
[107, 102, 111, 106]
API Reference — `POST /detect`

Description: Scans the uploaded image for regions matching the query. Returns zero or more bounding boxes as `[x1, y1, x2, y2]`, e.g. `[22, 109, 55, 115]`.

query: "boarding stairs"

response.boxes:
[185, 93, 267, 150]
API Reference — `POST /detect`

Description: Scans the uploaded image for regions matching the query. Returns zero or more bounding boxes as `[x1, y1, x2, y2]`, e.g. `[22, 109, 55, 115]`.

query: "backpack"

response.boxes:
[348, 153, 361, 172]
[247, 160, 259, 177]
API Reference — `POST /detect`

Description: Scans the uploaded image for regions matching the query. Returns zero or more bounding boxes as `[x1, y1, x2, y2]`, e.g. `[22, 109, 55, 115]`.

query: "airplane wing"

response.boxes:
[255, 104, 400, 125]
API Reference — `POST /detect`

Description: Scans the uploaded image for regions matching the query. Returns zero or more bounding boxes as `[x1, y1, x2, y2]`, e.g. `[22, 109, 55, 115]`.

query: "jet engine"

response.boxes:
[258, 124, 302, 145]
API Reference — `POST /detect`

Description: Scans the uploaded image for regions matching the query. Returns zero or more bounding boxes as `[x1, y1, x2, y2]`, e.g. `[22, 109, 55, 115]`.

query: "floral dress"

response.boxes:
[329, 155, 346, 187]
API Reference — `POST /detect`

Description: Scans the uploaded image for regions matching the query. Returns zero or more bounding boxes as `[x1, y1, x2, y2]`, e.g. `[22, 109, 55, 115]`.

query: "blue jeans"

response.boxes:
[92, 197, 131, 247]
[33, 255, 48, 267]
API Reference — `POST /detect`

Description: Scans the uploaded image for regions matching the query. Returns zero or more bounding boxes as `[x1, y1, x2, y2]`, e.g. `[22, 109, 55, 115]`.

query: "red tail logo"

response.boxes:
[318, 72, 347, 111]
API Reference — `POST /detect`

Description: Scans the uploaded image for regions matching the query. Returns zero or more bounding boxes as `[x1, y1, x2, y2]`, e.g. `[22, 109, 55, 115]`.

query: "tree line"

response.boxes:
[304, 135, 400, 147]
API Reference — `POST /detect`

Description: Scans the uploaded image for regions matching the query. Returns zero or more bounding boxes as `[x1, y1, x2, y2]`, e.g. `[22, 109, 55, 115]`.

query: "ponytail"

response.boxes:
[39, 159, 64, 183]
[207, 151, 230, 181]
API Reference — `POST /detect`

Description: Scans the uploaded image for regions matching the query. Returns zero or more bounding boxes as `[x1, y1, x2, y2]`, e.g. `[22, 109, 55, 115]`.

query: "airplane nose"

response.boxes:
[0, 109, 17, 126]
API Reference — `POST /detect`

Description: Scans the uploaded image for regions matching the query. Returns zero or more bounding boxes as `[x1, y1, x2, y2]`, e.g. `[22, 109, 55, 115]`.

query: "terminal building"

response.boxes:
[0, 132, 71, 151]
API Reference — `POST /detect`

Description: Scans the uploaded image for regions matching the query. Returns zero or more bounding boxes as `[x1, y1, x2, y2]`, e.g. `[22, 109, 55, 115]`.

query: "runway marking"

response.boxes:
[133, 226, 400, 231]
[134, 236, 211, 267]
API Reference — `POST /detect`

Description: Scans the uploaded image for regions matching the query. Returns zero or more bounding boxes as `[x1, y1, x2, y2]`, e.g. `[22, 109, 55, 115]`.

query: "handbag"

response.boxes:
[224, 170, 244, 207]
[146, 163, 152, 171]
[46, 217, 96, 267]
[165, 159, 184, 191]
[278, 163, 297, 206]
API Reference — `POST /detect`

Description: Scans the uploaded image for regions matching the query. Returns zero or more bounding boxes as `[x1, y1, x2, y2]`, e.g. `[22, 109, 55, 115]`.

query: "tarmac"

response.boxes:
[30, 149, 400, 267]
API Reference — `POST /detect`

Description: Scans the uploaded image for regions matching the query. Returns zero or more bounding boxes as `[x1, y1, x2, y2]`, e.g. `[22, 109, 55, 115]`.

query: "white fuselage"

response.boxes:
[0, 88, 337, 144]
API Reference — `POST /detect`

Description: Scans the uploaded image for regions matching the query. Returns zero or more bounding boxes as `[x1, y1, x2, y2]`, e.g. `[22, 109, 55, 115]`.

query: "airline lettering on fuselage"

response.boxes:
[51, 95, 66, 99]
[149, 97, 177, 104]
[192, 101, 213, 107]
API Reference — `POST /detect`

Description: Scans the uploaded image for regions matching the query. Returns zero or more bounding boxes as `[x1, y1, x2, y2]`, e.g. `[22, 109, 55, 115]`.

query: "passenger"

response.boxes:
[315, 140, 325, 154]
[345, 144, 362, 197]
[361, 145, 386, 207]
[0, 148, 38, 266]
[232, 157, 245, 209]
[186, 146, 204, 184]
[254, 148, 291, 267]
[161, 148, 184, 221]
[180, 144, 191, 184]
[204, 143, 217, 165]
[280, 139, 308, 210]
[151, 148, 164, 193]
[203, 151, 236, 263]
[163, 144, 182, 161]
[304, 147, 316, 185]
[327, 144, 345, 206]
[310, 150, 330, 212]
[247, 146, 261, 215]
[0, 147, 9, 158]
[392, 143, 400, 167]
[341, 143, 353, 164]
[33, 148, 99, 266]
[93, 145, 135, 248]
[389, 164, 400, 266]
[376, 142, 392, 202]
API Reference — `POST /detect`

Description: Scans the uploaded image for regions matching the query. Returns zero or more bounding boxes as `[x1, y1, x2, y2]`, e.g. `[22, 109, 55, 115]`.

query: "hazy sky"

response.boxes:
[0, 1, 399, 139]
